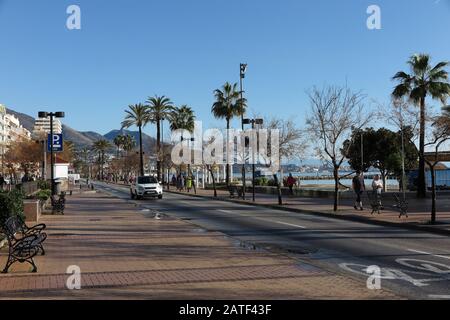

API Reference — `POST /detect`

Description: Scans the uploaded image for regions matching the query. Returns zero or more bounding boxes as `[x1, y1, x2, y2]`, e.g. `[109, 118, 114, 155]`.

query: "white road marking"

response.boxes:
[217, 209, 307, 229]
[259, 219, 307, 229]
[219, 210, 234, 214]
[408, 249, 450, 261]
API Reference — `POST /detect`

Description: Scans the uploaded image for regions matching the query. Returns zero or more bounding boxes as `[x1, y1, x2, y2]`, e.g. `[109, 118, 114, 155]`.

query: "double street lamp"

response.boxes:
[181, 136, 196, 193]
[38, 111, 65, 196]
[240, 63, 248, 199]
[243, 118, 263, 202]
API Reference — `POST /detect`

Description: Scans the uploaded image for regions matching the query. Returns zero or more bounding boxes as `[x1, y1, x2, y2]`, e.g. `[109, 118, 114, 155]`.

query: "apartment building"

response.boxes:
[33, 116, 63, 136]
[4, 113, 31, 141]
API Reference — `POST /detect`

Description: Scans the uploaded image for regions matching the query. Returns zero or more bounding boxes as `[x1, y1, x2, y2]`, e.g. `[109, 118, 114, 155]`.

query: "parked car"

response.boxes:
[130, 176, 163, 200]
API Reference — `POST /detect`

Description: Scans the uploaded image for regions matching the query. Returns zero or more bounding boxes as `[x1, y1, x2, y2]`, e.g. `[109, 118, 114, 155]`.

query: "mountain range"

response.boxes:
[6, 108, 157, 153]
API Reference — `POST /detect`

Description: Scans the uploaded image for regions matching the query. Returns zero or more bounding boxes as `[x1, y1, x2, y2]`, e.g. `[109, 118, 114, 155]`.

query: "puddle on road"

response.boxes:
[232, 239, 318, 256]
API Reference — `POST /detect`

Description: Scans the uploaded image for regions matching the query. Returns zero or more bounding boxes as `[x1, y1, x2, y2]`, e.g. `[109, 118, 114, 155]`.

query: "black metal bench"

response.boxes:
[367, 191, 382, 215]
[229, 186, 243, 199]
[51, 193, 66, 215]
[394, 194, 408, 218]
[1, 216, 47, 273]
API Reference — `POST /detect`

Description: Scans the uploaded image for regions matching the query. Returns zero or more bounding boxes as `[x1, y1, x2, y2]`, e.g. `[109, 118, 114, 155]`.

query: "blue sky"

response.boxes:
[1, 0, 450, 136]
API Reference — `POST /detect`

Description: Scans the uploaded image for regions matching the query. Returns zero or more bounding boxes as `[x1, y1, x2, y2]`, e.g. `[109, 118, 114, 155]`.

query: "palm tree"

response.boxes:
[169, 105, 195, 132]
[392, 54, 450, 198]
[169, 105, 196, 183]
[122, 134, 136, 154]
[121, 104, 151, 176]
[147, 95, 174, 181]
[113, 134, 125, 158]
[92, 139, 111, 180]
[211, 82, 247, 186]
[78, 147, 91, 179]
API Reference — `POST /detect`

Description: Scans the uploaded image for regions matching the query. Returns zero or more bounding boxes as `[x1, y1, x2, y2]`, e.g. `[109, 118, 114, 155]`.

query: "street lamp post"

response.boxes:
[35, 139, 47, 180]
[400, 107, 406, 201]
[38, 111, 65, 196]
[243, 118, 263, 202]
[161, 117, 165, 186]
[240, 63, 248, 200]
[181, 136, 196, 193]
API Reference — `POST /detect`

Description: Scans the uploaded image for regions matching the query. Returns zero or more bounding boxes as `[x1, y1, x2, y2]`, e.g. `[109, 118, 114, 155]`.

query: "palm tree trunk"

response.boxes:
[207, 166, 217, 197]
[226, 119, 230, 187]
[156, 118, 161, 181]
[101, 152, 104, 180]
[418, 96, 427, 198]
[139, 125, 144, 176]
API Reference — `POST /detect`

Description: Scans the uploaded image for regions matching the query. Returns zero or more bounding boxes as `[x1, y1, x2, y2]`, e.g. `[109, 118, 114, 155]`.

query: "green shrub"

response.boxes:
[255, 177, 269, 186]
[35, 189, 52, 202]
[37, 180, 51, 191]
[0, 189, 25, 225]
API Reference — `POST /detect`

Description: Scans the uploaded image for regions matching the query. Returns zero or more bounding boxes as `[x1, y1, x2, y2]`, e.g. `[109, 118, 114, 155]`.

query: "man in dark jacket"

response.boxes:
[352, 171, 365, 211]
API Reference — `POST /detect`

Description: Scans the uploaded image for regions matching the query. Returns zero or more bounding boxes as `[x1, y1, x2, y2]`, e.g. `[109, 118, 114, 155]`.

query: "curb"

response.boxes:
[167, 190, 450, 237]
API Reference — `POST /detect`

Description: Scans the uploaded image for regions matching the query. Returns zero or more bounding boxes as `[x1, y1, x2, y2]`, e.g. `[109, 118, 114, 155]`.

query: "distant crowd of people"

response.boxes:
[172, 174, 194, 193]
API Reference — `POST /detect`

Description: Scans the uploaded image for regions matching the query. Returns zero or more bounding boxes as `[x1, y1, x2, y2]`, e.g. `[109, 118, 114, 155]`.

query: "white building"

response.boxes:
[33, 117, 62, 137]
[0, 104, 33, 174]
[4, 113, 31, 141]
[0, 105, 7, 172]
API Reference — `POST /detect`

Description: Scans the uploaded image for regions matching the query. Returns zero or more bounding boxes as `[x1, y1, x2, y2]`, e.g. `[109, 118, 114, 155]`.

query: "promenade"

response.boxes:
[0, 191, 399, 300]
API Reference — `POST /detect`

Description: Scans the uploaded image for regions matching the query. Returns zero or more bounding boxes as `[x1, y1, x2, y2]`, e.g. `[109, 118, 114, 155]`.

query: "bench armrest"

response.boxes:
[25, 224, 47, 235]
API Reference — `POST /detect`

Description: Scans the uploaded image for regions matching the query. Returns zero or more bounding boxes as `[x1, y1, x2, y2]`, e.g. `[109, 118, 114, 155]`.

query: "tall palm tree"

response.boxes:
[120, 134, 136, 181]
[169, 105, 195, 132]
[78, 147, 91, 179]
[169, 105, 196, 178]
[211, 82, 247, 186]
[122, 134, 136, 154]
[147, 95, 174, 181]
[392, 54, 450, 198]
[92, 139, 111, 180]
[113, 134, 125, 158]
[121, 103, 151, 176]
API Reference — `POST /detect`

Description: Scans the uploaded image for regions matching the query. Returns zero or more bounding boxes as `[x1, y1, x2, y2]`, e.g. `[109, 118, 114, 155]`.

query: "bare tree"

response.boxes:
[264, 117, 308, 205]
[425, 116, 450, 224]
[306, 85, 372, 211]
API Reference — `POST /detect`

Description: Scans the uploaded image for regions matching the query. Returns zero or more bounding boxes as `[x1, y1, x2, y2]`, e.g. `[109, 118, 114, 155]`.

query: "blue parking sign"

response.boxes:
[47, 134, 64, 153]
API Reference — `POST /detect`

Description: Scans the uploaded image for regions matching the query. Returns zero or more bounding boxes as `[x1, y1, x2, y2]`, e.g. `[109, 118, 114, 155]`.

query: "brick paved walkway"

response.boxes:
[0, 192, 400, 299]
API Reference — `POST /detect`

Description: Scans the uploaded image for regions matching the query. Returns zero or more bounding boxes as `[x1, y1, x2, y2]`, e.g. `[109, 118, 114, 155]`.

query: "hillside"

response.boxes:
[5, 108, 156, 152]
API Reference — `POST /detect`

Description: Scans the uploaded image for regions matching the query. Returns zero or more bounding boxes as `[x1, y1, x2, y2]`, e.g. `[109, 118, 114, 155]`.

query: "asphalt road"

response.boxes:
[92, 181, 450, 300]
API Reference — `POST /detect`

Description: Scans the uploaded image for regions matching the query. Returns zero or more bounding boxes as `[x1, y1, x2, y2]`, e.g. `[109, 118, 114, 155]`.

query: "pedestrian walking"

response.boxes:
[172, 174, 177, 186]
[287, 173, 296, 196]
[180, 175, 185, 191]
[186, 175, 193, 193]
[352, 171, 365, 211]
[372, 174, 384, 209]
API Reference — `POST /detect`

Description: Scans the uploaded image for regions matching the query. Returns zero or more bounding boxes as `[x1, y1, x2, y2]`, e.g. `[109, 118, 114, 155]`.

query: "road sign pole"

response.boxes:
[50, 115, 56, 196]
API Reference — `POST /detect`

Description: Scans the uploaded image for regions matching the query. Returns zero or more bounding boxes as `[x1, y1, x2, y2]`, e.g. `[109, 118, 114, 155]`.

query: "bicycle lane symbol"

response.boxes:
[339, 258, 450, 288]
